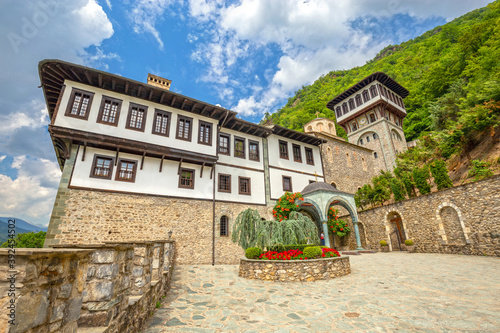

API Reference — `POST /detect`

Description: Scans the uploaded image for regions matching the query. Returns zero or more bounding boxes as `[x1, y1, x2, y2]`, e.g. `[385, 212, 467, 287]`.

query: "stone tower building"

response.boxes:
[326, 72, 409, 171]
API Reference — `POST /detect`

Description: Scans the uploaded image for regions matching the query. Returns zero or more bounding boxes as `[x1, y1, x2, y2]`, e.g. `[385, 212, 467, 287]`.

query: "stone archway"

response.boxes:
[435, 202, 470, 245]
[384, 208, 410, 251]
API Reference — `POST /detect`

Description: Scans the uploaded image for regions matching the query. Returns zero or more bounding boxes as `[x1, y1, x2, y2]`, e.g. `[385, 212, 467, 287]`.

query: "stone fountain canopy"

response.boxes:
[298, 182, 364, 250]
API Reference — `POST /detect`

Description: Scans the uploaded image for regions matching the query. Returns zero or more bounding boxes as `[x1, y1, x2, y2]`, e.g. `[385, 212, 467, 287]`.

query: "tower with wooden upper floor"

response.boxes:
[326, 72, 409, 171]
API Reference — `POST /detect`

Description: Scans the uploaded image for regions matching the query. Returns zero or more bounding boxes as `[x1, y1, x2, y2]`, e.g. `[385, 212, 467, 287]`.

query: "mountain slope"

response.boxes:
[262, 1, 500, 143]
[0, 217, 47, 232]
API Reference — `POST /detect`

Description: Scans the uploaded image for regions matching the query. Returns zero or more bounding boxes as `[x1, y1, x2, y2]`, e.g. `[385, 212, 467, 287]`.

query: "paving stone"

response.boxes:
[144, 253, 500, 332]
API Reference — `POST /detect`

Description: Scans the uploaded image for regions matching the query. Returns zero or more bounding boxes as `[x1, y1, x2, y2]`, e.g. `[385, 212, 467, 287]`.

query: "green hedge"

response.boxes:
[303, 246, 322, 258]
[268, 244, 311, 252]
[245, 247, 262, 259]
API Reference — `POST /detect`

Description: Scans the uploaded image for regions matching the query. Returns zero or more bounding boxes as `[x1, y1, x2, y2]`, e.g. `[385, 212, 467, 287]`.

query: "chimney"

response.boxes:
[147, 73, 172, 90]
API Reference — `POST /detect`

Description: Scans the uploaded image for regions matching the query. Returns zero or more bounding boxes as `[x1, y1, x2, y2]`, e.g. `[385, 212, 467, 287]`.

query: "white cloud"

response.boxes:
[187, 0, 490, 116]
[0, 156, 6, 163]
[0, 156, 61, 226]
[188, 0, 220, 22]
[128, 0, 178, 50]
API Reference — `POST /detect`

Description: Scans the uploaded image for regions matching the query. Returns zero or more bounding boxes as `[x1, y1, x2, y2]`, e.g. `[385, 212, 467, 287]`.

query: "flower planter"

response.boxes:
[406, 245, 416, 253]
[239, 256, 350, 282]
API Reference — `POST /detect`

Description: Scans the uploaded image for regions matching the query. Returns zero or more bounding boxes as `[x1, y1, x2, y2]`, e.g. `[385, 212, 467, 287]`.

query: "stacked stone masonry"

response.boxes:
[0, 241, 175, 333]
[340, 175, 500, 256]
[239, 256, 351, 282]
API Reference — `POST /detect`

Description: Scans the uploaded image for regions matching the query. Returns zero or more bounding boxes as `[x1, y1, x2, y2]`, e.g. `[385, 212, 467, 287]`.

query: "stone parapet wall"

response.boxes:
[0, 241, 175, 333]
[239, 256, 351, 282]
[341, 175, 500, 256]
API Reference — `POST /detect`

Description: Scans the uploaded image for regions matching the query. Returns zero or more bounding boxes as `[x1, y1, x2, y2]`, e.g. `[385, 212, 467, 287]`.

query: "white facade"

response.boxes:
[55, 80, 218, 157]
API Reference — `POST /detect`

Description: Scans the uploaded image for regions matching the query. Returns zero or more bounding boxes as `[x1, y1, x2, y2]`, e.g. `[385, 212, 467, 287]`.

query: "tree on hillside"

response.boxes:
[0, 231, 46, 248]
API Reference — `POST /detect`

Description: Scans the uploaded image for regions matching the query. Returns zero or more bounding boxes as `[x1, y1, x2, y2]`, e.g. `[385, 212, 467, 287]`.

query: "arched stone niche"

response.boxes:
[435, 203, 470, 245]
[303, 118, 337, 136]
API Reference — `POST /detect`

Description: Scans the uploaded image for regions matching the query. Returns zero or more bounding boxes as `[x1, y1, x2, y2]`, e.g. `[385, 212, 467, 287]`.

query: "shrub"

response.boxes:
[413, 166, 431, 195]
[430, 160, 453, 190]
[468, 159, 493, 181]
[245, 247, 262, 259]
[327, 207, 351, 237]
[303, 246, 322, 259]
[273, 192, 304, 221]
[269, 244, 310, 252]
[404, 239, 414, 246]
[390, 178, 407, 202]
[380, 240, 388, 246]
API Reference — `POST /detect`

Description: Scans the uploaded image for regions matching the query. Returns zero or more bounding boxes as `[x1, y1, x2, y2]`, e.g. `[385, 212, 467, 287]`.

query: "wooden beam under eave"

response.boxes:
[43, 69, 64, 84]
[140, 152, 146, 170]
[137, 85, 143, 97]
[191, 103, 197, 112]
[69, 67, 82, 82]
[200, 105, 208, 115]
[210, 108, 218, 117]
[98, 73, 103, 88]
[55, 64, 73, 80]
[177, 159, 183, 175]
[148, 90, 153, 100]
[180, 98, 187, 110]
[125, 81, 129, 94]
[160, 92, 165, 104]
[47, 66, 65, 81]
[159, 155, 164, 172]
[170, 96, 176, 107]
[84, 71, 92, 85]
[200, 162, 205, 178]
[112, 78, 116, 90]
[82, 142, 87, 161]
[115, 147, 120, 166]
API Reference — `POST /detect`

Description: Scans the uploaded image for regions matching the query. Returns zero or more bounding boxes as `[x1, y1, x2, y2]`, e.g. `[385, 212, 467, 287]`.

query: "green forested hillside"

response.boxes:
[263, 1, 500, 144]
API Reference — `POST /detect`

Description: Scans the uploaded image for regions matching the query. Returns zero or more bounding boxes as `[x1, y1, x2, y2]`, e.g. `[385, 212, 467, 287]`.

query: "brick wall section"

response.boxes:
[340, 175, 500, 256]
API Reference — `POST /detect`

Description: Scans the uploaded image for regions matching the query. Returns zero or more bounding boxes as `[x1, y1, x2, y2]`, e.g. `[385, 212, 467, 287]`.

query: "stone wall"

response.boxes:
[317, 133, 377, 194]
[45, 185, 270, 265]
[239, 256, 351, 282]
[0, 249, 90, 333]
[341, 175, 500, 256]
[0, 241, 175, 333]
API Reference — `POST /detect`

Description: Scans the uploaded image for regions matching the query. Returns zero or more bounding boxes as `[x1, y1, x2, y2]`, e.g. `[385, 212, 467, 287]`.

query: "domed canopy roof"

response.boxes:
[300, 182, 340, 195]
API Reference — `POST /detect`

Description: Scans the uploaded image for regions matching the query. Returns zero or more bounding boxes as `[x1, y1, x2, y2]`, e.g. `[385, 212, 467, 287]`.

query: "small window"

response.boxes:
[355, 94, 362, 107]
[249, 140, 259, 161]
[152, 110, 171, 136]
[198, 121, 212, 145]
[115, 159, 137, 182]
[176, 115, 193, 141]
[234, 137, 245, 158]
[335, 106, 342, 118]
[331, 182, 337, 189]
[292, 144, 302, 163]
[65, 88, 94, 120]
[238, 177, 251, 195]
[369, 113, 376, 123]
[282, 176, 292, 192]
[279, 141, 288, 159]
[366, 136, 370, 143]
[374, 152, 378, 159]
[362, 90, 370, 103]
[126, 103, 147, 132]
[305, 148, 314, 165]
[97, 96, 121, 126]
[220, 216, 229, 237]
[90, 155, 114, 180]
[360, 139, 363, 145]
[348, 98, 355, 110]
[179, 168, 195, 189]
[219, 133, 230, 155]
[370, 85, 378, 98]
[218, 174, 231, 193]
[373, 133, 378, 140]
[352, 123, 358, 132]
[342, 103, 348, 115]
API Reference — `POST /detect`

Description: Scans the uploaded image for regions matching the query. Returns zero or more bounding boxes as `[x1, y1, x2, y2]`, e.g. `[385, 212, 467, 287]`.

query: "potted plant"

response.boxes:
[379, 240, 390, 252]
[404, 239, 416, 252]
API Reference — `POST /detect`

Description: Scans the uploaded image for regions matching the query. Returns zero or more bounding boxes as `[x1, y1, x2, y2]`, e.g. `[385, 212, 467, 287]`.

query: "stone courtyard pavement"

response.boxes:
[145, 252, 500, 332]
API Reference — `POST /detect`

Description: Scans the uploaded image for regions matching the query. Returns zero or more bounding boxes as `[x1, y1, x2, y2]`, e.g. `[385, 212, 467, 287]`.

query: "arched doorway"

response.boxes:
[388, 211, 406, 250]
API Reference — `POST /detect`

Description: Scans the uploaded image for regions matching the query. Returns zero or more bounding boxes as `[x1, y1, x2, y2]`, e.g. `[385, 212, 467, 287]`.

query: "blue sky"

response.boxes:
[0, 0, 491, 227]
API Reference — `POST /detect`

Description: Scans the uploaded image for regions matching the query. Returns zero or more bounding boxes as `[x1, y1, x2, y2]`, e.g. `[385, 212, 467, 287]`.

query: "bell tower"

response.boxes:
[326, 72, 409, 171]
